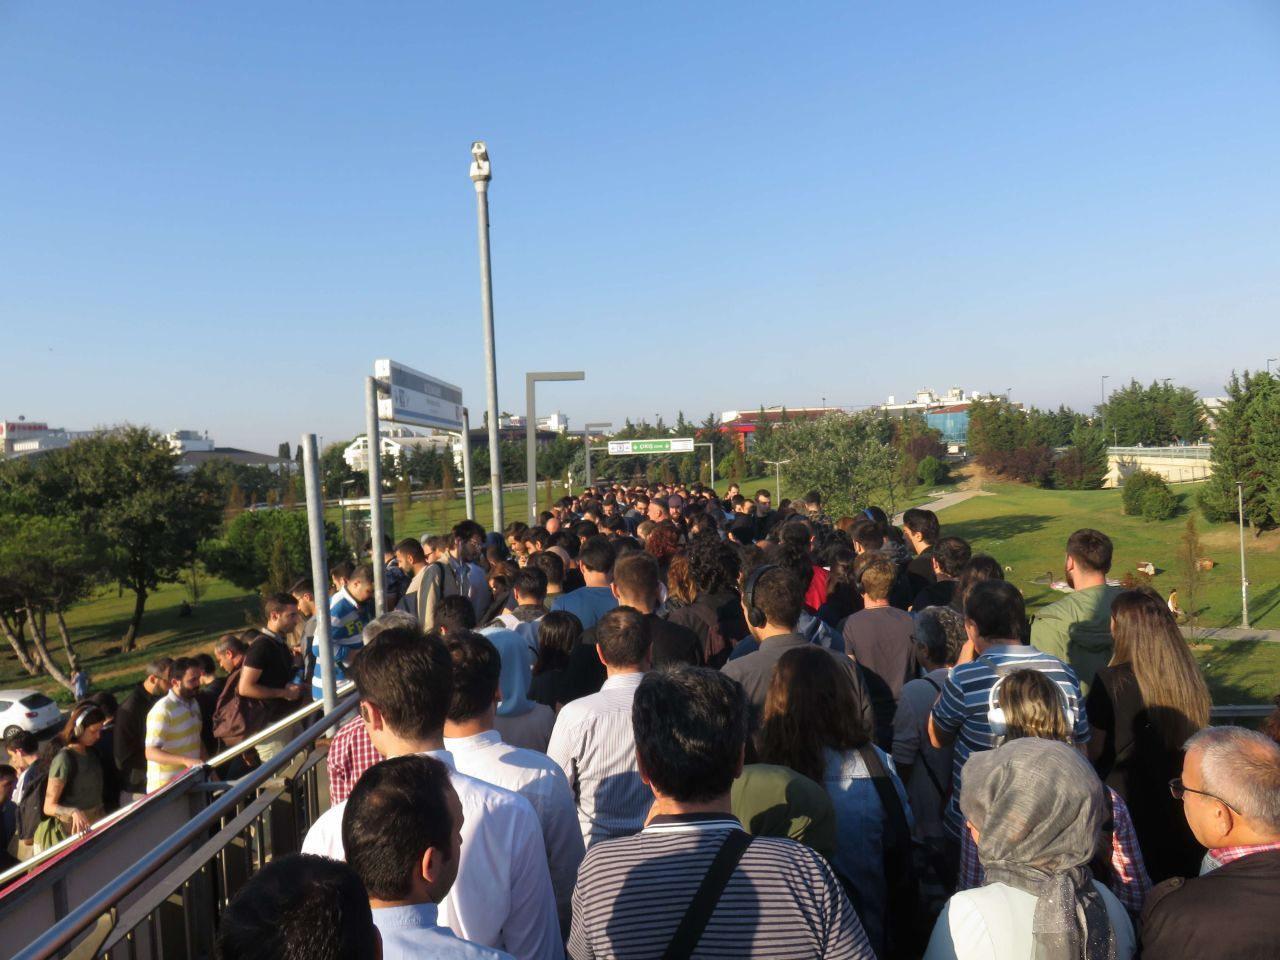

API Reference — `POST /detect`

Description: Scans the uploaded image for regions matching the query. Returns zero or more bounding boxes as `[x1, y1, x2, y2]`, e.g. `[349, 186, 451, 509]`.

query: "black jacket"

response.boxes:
[15, 759, 50, 843]
[114, 682, 162, 794]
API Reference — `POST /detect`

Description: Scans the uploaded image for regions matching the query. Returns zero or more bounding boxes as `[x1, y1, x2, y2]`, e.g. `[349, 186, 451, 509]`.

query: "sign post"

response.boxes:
[583, 422, 612, 488]
[301, 434, 336, 714]
[607, 438, 695, 456]
[461, 407, 476, 520]
[364, 377, 388, 616]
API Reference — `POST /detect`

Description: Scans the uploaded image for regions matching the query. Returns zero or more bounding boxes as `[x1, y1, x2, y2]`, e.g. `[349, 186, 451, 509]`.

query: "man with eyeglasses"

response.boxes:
[1140, 725, 1280, 959]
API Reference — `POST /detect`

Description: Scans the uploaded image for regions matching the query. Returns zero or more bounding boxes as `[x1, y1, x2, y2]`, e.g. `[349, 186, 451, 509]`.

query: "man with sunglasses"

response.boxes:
[1140, 725, 1280, 959]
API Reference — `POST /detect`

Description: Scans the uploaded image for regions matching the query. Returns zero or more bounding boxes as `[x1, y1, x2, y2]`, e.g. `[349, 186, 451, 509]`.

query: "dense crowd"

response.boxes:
[6, 483, 1280, 959]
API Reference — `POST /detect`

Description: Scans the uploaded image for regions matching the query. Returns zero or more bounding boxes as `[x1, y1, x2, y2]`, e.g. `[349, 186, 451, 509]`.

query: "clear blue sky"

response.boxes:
[3, 2, 1278, 452]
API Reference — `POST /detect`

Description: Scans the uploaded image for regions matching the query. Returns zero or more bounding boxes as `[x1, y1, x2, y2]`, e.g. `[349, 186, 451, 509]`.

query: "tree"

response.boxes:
[1177, 515, 1204, 636]
[0, 514, 99, 691]
[753, 411, 900, 516]
[967, 400, 1054, 486]
[1122, 470, 1176, 521]
[1199, 371, 1280, 529]
[1101, 379, 1204, 446]
[49, 428, 222, 651]
[1054, 422, 1109, 490]
[277, 441, 292, 460]
[206, 509, 348, 594]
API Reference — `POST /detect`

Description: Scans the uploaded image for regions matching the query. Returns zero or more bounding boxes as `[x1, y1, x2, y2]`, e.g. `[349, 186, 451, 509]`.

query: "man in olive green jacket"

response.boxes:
[1030, 528, 1121, 695]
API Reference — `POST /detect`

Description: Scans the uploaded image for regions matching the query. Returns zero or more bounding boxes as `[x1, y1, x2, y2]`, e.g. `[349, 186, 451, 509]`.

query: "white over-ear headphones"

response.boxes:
[987, 669, 1077, 740]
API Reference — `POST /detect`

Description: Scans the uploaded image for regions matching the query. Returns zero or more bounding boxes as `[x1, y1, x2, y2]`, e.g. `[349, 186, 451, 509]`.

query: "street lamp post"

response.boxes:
[526, 372, 585, 524]
[460, 407, 475, 520]
[583, 422, 612, 489]
[365, 376, 387, 616]
[470, 141, 504, 533]
[1100, 375, 1108, 410]
[763, 459, 791, 503]
[695, 442, 717, 490]
[1238, 481, 1250, 629]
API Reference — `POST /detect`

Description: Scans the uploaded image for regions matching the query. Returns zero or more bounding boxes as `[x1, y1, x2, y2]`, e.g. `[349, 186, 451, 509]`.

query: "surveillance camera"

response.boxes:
[469, 141, 491, 182]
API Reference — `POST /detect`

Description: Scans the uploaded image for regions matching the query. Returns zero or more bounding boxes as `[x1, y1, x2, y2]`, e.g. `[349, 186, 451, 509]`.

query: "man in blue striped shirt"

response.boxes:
[928, 580, 1089, 843]
[313, 564, 376, 699]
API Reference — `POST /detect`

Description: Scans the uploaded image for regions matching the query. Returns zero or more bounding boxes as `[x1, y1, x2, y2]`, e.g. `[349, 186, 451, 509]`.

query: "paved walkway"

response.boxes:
[892, 488, 991, 525]
[1185, 625, 1280, 644]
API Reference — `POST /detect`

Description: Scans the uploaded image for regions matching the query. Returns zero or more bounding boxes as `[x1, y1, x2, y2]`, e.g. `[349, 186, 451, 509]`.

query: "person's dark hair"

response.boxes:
[444, 632, 501, 723]
[60, 702, 106, 746]
[87, 690, 118, 718]
[553, 530, 581, 559]
[824, 548, 860, 604]
[5, 729, 38, 756]
[932, 536, 973, 578]
[573, 520, 599, 541]
[289, 577, 315, 597]
[529, 550, 565, 587]
[902, 507, 940, 543]
[951, 554, 1005, 613]
[726, 517, 755, 544]
[348, 628, 453, 739]
[750, 565, 803, 630]
[1067, 528, 1113, 574]
[394, 538, 425, 563]
[595, 606, 650, 667]
[854, 553, 896, 601]
[803, 489, 822, 508]
[633, 666, 748, 802]
[686, 535, 740, 595]
[216, 853, 377, 960]
[613, 551, 661, 605]
[965, 580, 1028, 643]
[534, 610, 582, 675]
[600, 513, 626, 534]
[329, 560, 354, 583]
[451, 519, 485, 546]
[915, 606, 966, 667]
[0, 764, 14, 782]
[528, 528, 553, 552]
[194, 653, 217, 676]
[342, 754, 454, 901]
[348, 564, 375, 587]
[215, 633, 248, 656]
[778, 518, 812, 550]
[580, 534, 617, 574]
[774, 542, 815, 593]
[757, 646, 870, 782]
[504, 520, 529, 541]
[263, 593, 298, 620]
[171, 656, 197, 679]
[512, 567, 548, 603]
[436, 595, 477, 633]
[849, 519, 885, 552]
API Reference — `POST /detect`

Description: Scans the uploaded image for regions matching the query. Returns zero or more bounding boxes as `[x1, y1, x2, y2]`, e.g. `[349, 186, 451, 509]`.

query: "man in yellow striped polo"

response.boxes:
[144, 656, 206, 792]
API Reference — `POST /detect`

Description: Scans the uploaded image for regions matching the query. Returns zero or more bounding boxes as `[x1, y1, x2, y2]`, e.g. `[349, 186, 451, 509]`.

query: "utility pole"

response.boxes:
[470, 141, 504, 532]
[1238, 481, 1250, 629]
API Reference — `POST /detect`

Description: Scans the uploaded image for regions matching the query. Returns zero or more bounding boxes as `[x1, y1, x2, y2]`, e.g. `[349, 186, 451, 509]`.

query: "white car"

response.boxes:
[0, 689, 64, 740]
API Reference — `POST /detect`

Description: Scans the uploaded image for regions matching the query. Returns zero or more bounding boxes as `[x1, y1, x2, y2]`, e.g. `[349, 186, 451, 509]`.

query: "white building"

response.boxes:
[343, 427, 454, 473]
[165, 430, 216, 454]
[879, 387, 1007, 414]
[0, 419, 82, 458]
[498, 411, 570, 433]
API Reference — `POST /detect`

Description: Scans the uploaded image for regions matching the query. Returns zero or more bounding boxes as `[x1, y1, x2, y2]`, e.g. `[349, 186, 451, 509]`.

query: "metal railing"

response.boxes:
[2, 691, 358, 960]
[1107, 445, 1212, 460]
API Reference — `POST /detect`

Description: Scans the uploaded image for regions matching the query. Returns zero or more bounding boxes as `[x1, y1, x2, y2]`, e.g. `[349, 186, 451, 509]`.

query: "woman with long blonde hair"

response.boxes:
[1087, 586, 1211, 881]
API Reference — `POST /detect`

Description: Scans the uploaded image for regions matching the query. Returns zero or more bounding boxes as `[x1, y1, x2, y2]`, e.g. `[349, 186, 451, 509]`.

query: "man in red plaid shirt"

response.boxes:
[1140, 726, 1280, 959]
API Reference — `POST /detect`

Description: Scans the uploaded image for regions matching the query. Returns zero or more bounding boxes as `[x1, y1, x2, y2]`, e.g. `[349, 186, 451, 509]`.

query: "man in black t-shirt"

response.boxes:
[239, 593, 304, 762]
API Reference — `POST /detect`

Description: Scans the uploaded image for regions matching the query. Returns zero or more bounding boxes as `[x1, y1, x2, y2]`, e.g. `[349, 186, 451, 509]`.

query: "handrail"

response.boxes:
[13, 692, 359, 960]
[0, 682, 355, 891]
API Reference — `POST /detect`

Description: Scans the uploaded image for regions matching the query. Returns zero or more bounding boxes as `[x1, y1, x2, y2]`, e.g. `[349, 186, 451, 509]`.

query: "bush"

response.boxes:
[1122, 470, 1176, 521]
[916, 455, 949, 487]
[205, 509, 349, 593]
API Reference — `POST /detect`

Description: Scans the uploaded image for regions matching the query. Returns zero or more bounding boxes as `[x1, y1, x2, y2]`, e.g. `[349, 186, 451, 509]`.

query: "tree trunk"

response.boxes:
[54, 609, 79, 669]
[24, 605, 74, 692]
[0, 611, 41, 676]
[121, 587, 147, 652]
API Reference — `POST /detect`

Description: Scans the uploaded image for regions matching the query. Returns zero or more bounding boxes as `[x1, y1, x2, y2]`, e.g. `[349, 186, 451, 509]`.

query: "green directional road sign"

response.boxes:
[607, 438, 695, 455]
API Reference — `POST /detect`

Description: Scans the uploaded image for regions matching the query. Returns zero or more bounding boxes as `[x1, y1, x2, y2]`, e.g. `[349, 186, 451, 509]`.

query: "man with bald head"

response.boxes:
[1140, 725, 1280, 958]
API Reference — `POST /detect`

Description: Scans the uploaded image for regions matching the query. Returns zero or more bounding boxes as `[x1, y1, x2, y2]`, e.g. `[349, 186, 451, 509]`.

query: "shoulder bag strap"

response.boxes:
[856, 744, 910, 852]
[662, 829, 753, 960]
[917, 677, 950, 799]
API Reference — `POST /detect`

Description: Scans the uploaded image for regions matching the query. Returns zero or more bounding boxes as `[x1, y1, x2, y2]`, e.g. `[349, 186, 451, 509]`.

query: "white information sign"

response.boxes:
[375, 359, 464, 432]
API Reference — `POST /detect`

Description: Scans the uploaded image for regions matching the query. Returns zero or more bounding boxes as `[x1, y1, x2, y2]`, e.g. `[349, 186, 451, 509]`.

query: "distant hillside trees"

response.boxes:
[1101, 379, 1205, 446]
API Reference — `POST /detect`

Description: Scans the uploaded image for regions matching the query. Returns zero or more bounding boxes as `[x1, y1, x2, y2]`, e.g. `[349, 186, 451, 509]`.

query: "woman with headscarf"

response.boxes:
[924, 738, 1135, 960]
[486, 624, 556, 752]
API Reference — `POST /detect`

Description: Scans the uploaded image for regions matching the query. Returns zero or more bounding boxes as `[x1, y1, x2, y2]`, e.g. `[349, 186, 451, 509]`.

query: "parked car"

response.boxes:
[0, 689, 64, 739]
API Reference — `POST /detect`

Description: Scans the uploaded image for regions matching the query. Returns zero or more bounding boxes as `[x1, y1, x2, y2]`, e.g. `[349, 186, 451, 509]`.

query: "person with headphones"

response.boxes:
[722, 554, 874, 735]
[927, 580, 1089, 871]
[39, 702, 109, 850]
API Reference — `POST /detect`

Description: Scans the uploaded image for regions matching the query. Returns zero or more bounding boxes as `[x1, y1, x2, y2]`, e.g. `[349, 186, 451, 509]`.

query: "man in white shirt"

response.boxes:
[343, 754, 514, 960]
[546, 606, 651, 849]
[443, 631, 584, 932]
[301, 627, 562, 960]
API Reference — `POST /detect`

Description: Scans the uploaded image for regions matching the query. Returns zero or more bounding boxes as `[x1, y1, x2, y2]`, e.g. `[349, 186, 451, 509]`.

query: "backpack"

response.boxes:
[211, 666, 269, 745]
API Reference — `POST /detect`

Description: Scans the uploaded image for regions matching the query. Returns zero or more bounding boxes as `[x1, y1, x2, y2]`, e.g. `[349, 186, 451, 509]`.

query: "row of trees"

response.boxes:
[967, 400, 1109, 489]
[1199, 371, 1280, 530]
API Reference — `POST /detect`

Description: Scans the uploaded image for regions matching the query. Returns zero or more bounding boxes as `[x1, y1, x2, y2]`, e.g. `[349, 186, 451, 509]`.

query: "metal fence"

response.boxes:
[1, 692, 357, 960]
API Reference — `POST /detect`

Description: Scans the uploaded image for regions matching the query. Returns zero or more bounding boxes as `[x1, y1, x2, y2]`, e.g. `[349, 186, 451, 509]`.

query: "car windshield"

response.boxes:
[20, 693, 54, 708]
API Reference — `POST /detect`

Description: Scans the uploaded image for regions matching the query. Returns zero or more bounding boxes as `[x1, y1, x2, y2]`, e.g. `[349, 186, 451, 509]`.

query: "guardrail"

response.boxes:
[1107, 445, 1212, 460]
[1, 691, 358, 960]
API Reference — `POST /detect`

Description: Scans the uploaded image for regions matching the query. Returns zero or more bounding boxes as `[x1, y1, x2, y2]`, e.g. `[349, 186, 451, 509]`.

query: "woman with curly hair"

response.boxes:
[643, 521, 681, 584]
[667, 535, 747, 668]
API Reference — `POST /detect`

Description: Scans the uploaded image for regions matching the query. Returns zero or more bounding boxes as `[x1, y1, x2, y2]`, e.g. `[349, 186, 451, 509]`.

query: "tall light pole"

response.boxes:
[583, 422, 612, 489]
[365, 376, 387, 615]
[470, 141, 504, 533]
[460, 407, 475, 520]
[1100, 375, 1109, 411]
[1238, 481, 1250, 629]
[526, 372, 584, 524]
[763, 459, 791, 503]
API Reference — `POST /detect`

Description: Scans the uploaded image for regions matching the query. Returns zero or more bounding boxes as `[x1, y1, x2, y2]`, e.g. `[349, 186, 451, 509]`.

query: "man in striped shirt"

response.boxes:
[144, 657, 206, 792]
[547, 606, 652, 849]
[568, 666, 873, 960]
[928, 580, 1089, 843]
[313, 563, 375, 699]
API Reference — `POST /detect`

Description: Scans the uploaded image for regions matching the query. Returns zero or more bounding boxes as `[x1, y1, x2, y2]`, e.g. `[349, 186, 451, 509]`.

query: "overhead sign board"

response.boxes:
[608, 438, 695, 455]
[375, 359, 464, 432]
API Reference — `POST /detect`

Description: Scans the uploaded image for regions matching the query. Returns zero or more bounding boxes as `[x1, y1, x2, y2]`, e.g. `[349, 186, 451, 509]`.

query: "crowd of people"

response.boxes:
[6, 481, 1280, 959]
